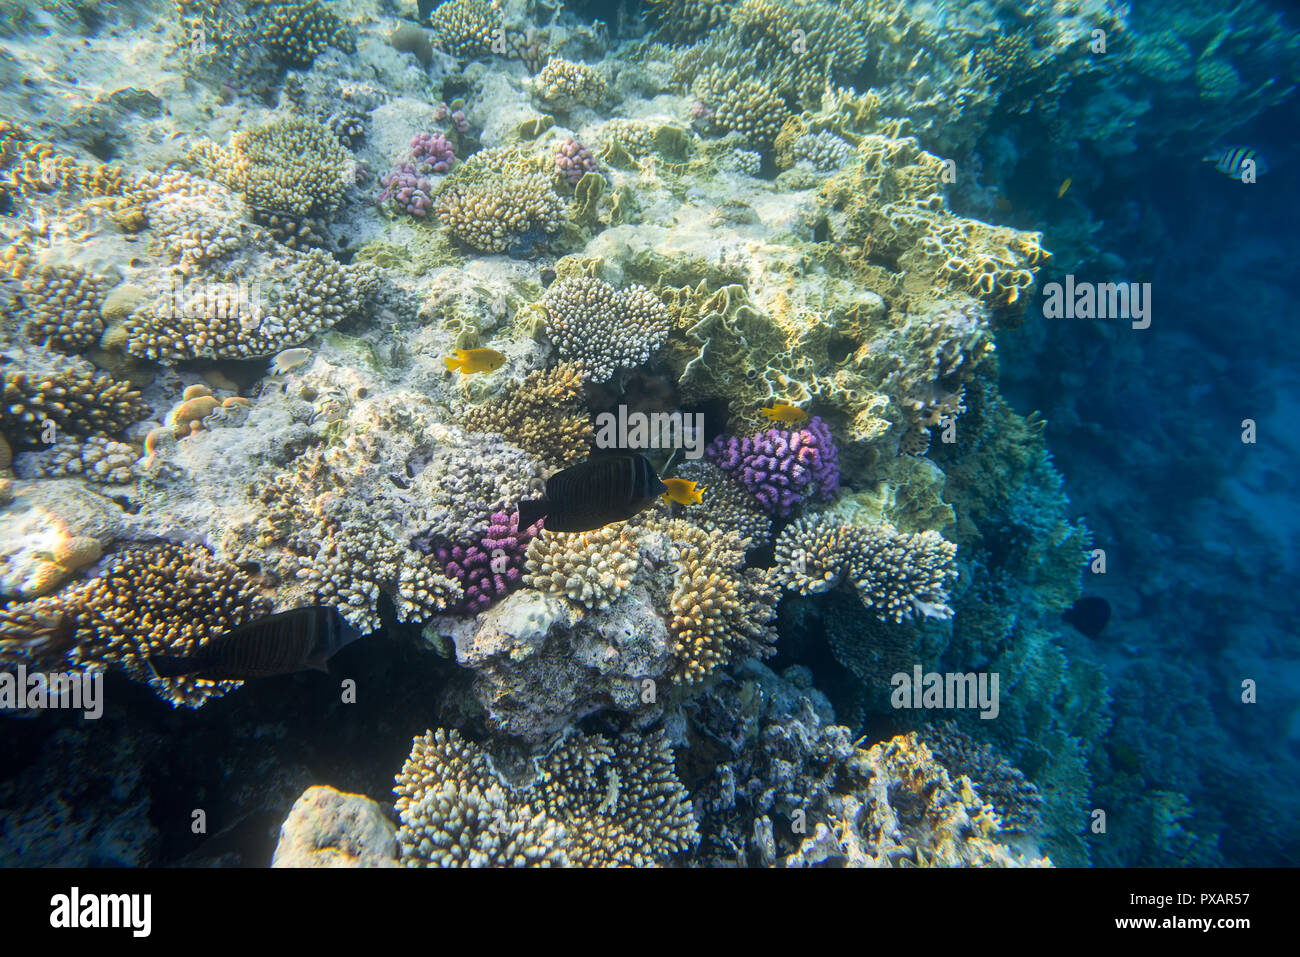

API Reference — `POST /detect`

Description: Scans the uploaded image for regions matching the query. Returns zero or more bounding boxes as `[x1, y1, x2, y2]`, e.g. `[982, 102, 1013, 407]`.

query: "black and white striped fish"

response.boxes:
[147, 605, 360, 681]
[517, 453, 667, 533]
[1204, 146, 1269, 178]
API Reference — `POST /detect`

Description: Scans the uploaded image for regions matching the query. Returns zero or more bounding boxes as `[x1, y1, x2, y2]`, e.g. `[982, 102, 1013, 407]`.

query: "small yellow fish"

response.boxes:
[662, 478, 704, 506]
[760, 402, 809, 425]
[444, 347, 506, 374]
[1057, 178, 1072, 198]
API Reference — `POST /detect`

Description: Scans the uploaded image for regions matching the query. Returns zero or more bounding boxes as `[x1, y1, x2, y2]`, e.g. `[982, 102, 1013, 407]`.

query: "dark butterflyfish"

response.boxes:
[1062, 596, 1111, 639]
[517, 453, 667, 533]
[146, 605, 361, 682]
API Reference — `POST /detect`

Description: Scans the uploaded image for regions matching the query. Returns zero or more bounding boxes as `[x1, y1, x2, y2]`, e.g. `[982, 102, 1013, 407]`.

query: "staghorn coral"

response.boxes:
[122, 250, 380, 362]
[772, 513, 958, 623]
[534, 58, 608, 110]
[426, 0, 502, 58]
[540, 277, 670, 384]
[434, 147, 566, 253]
[394, 727, 697, 867]
[706, 416, 839, 517]
[666, 519, 777, 683]
[20, 264, 110, 353]
[259, 0, 353, 68]
[523, 525, 641, 610]
[460, 363, 592, 468]
[0, 354, 145, 450]
[918, 722, 1044, 836]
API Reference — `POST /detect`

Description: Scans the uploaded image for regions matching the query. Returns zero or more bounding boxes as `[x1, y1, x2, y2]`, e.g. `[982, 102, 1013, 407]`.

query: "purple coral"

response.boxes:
[432, 510, 540, 613]
[706, 416, 840, 517]
[434, 103, 470, 134]
[378, 162, 433, 217]
[410, 131, 455, 173]
[554, 137, 598, 186]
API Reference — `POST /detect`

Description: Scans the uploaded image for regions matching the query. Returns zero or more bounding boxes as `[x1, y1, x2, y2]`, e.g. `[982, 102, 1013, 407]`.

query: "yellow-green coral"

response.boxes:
[460, 363, 592, 467]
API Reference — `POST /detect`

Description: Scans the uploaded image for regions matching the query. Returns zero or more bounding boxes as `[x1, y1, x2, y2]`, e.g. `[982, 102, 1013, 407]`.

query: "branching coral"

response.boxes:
[919, 721, 1044, 836]
[523, 525, 641, 610]
[0, 355, 145, 450]
[393, 727, 698, 867]
[540, 277, 670, 383]
[460, 363, 592, 468]
[190, 116, 354, 245]
[426, 0, 502, 58]
[534, 58, 608, 109]
[259, 0, 354, 68]
[122, 251, 380, 361]
[665, 520, 778, 683]
[434, 147, 566, 253]
[0, 543, 272, 708]
[772, 513, 958, 623]
[20, 264, 109, 353]
[706, 416, 839, 517]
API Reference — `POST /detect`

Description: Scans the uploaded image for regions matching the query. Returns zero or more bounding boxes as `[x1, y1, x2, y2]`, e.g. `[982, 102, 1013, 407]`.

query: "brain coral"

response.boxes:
[541, 277, 670, 383]
[394, 727, 698, 867]
[772, 513, 959, 623]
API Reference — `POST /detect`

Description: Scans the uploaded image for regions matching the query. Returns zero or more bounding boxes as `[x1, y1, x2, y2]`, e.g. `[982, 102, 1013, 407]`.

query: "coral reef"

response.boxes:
[427, 0, 502, 58]
[0, 354, 144, 450]
[426, 509, 536, 614]
[19, 264, 110, 353]
[534, 58, 608, 110]
[259, 0, 353, 68]
[393, 728, 697, 867]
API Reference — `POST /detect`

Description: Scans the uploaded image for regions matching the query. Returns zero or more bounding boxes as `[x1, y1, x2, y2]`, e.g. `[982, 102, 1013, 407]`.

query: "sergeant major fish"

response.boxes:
[146, 605, 361, 682]
[517, 453, 667, 533]
[1204, 146, 1269, 179]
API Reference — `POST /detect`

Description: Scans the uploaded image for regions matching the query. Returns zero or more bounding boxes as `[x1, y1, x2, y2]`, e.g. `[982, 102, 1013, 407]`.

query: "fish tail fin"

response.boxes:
[147, 654, 197, 679]
[517, 497, 550, 532]
[692, 486, 705, 504]
[444, 352, 463, 371]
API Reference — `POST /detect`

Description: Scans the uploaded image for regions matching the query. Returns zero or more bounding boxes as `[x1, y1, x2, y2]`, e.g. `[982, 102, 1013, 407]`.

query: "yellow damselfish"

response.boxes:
[759, 401, 809, 425]
[662, 478, 704, 506]
[444, 347, 506, 374]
